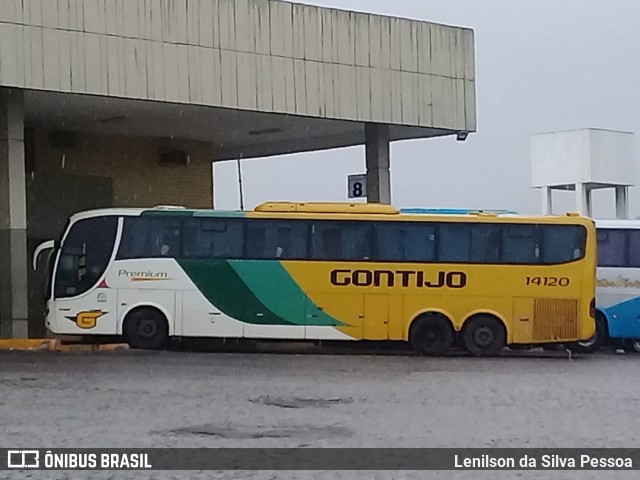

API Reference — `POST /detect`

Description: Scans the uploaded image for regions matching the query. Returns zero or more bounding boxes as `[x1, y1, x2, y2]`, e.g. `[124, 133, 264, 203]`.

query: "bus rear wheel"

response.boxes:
[567, 316, 607, 354]
[409, 314, 454, 356]
[462, 315, 506, 356]
[124, 307, 169, 350]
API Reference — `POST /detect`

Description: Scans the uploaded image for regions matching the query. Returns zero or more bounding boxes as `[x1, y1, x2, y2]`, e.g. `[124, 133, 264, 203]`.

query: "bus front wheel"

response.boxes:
[409, 314, 454, 356]
[462, 315, 506, 356]
[124, 307, 169, 350]
[623, 340, 640, 354]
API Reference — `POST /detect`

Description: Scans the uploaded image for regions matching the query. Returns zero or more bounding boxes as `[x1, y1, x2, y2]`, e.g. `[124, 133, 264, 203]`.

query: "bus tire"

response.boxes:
[123, 307, 169, 350]
[462, 315, 506, 356]
[567, 315, 608, 354]
[409, 314, 454, 356]
[623, 340, 640, 354]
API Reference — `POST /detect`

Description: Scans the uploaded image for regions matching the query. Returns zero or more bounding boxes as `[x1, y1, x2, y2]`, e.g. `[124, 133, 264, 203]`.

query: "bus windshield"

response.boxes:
[54, 216, 118, 298]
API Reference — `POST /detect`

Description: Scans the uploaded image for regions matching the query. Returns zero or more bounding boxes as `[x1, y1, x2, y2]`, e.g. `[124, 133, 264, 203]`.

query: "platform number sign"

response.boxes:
[348, 174, 367, 199]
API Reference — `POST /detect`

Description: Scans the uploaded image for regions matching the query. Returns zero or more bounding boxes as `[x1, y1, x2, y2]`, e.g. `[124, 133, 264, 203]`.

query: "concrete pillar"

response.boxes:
[0, 89, 28, 338]
[615, 186, 629, 219]
[575, 183, 592, 217]
[541, 187, 552, 215]
[365, 124, 391, 204]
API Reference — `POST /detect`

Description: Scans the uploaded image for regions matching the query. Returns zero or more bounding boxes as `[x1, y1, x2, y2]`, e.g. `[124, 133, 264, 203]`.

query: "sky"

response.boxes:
[214, 0, 640, 218]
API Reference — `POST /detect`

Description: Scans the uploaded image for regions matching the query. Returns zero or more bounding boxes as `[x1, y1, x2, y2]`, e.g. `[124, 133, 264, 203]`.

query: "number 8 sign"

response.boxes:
[347, 174, 367, 199]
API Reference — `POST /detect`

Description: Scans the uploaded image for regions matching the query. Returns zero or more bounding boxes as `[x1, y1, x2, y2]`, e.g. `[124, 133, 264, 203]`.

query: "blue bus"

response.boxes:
[574, 220, 640, 353]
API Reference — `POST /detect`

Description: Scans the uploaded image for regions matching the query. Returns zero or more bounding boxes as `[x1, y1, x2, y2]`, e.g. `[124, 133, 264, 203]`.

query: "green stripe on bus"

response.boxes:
[228, 260, 343, 327]
[178, 259, 296, 325]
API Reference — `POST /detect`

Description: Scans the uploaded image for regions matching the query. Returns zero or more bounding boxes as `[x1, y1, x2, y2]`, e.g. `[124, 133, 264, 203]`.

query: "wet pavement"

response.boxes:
[1, 348, 639, 479]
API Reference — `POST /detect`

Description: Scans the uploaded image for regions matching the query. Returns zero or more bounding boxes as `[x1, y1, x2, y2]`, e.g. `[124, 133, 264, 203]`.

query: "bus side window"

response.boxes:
[438, 224, 472, 263]
[315, 226, 341, 259]
[502, 225, 538, 264]
[183, 218, 243, 258]
[274, 227, 291, 258]
[541, 225, 586, 264]
[375, 223, 435, 262]
[272, 222, 307, 259]
[245, 222, 267, 258]
[628, 231, 640, 267]
[597, 229, 626, 267]
[346, 224, 373, 260]
[243, 220, 308, 260]
[375, 225, 405, 261]
[158, 221, 181, 257]
[118, 217, 182, 259]
[311, 222, 372, 261]
[470, 225, 501, 263]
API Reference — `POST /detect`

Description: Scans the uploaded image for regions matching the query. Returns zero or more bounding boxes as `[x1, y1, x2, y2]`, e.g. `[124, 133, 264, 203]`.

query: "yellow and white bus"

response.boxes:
[33, 202, 596, 355]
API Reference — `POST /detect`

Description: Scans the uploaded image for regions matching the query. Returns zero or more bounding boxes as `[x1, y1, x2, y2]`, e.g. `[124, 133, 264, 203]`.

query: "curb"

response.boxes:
[95, 343, 129, 352]
[56, 343, 129, 352]
[0, 339, 129, 352]
[0, 339, 58, 351]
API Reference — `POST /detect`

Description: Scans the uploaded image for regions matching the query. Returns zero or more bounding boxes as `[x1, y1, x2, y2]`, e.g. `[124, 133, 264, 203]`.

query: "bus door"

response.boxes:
[362, 294, 405, 340]
[52, 217, 119, 334]
[363, 295, 389, 340]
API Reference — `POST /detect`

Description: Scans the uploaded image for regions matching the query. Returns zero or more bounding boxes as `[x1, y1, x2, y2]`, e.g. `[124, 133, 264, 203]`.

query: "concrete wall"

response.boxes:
[30, 129, 214, 210]
[0, 0, 476, 131]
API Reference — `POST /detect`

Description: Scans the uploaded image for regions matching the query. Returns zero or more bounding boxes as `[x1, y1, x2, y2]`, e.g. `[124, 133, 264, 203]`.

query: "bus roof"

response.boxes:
[595, 219, 640, 229]
[400, 208, 517, 215]
[254, 201, 399, 214]
[66, 203, 593, 226]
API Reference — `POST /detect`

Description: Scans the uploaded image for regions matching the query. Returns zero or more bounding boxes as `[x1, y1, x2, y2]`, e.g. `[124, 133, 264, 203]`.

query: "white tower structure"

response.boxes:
[531, 128, 636, 218]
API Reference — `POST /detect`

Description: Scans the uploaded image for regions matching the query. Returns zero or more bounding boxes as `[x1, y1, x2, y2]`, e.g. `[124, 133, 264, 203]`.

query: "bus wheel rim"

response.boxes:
[139, 319, 158, 338]
[578, 334, 597, 347]
[425, 328, 441, 345]
[633, 341, 640, 352]
[474, 327, 494, 347]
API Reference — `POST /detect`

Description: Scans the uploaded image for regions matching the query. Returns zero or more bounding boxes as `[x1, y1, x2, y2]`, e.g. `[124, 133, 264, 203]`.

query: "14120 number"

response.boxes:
[525, 276, 570, 287]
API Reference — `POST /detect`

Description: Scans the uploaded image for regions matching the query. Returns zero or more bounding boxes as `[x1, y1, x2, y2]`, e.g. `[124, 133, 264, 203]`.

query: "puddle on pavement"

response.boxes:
[163, 424, 352, 439]
[249, 396, 353, 409]
[0, 377, 38, 387]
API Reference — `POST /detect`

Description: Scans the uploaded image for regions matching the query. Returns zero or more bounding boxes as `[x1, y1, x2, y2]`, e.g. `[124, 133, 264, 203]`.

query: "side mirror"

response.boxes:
[32, 240, 56, 270]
